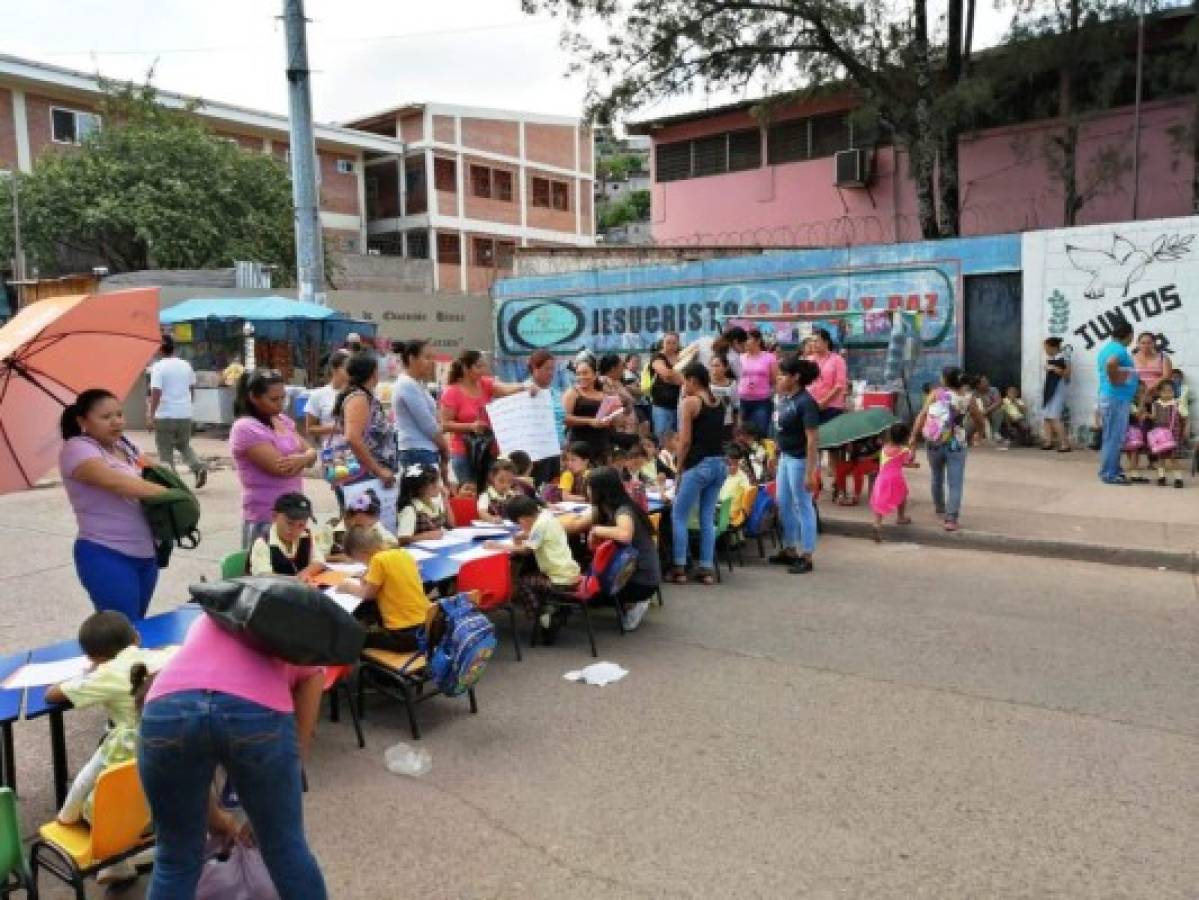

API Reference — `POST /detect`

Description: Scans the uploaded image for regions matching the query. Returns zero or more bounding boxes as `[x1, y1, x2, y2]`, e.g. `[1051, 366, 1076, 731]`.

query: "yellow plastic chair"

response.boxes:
[30, 760, 154, 898]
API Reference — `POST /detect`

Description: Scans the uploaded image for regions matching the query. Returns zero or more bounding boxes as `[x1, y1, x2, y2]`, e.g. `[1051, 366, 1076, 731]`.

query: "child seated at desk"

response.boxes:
[558, 441, 595, 503]
[508, 450, 537, 496]
[491, 495, 581, 640]
[248, 492, 326, 580]
[396, 464, 453, 545]
[477, 458, 521, 522]
[340, 526, 433, 652]
[720, 445, 753, 524]
[614, 445, 651, 511]
[46, 612, 175, 844]
[322, 489, 398, 558]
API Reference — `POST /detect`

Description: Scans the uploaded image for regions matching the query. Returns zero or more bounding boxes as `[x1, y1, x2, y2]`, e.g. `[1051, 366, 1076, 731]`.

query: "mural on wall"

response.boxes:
[493, 237, 1021, 406]
[1022, 216, 1199, 430]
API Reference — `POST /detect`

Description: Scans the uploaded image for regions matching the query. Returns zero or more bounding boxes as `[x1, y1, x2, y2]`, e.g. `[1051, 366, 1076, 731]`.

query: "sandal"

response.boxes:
[667, 567, 689, 585]
[836, 496, 858, 507]
[694, 568, 716, 585]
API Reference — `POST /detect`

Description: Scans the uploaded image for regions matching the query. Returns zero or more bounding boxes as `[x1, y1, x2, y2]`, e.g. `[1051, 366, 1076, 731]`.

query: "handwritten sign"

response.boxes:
[486, 391, 560, 461]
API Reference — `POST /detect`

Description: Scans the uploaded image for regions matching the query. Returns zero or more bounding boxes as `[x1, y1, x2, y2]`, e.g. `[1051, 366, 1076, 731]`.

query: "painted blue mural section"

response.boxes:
[493, 236, 1022, 402]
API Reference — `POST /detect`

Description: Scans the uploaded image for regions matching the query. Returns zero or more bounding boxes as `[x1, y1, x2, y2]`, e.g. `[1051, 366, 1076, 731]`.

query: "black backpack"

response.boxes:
[190, 576, 366, 665]
[140, 462, 202, 566]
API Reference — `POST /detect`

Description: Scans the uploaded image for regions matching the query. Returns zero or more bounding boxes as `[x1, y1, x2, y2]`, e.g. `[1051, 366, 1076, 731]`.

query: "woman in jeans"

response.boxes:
[910, 366, 987, 531]
[736, 329, 777, 437]
[335, 353, 400, 531]
[669, 363, 729, 585]
[139, 614, 326, 899]
[393, 339, 449, 473]
[768, 355, 822, 574]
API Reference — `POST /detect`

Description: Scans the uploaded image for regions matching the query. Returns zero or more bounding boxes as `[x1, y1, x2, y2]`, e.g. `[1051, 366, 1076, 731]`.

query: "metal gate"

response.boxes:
[963, 273, 1022, 392]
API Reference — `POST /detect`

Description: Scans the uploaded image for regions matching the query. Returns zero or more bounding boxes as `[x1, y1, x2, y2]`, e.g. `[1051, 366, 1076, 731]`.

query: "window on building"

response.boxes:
[406, 229, 429, 259]
[810, 113, 851, 158]
[436, 232, 461, 264]
[551, 181, 570, 211]
[434, 157, 457, 191]
[493, 169, 513, 202]
[51, 107, 100, 145]
[531, 177, 551, 207]
[473, 236, 496, 268]
[691, 135, 727, 178]
[728, 129, 762, 172]
[404, 158, 427, 214]
[767, 119, 810, 165]
[655, 141, 691, 182]
[470, 164, 492, 198]
[336, 159, 355, 175]
[496, 240, 516, 269]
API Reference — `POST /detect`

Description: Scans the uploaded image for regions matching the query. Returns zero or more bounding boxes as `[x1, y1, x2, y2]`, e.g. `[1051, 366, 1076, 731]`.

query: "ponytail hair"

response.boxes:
[234, 369, 285, 426]
[333, 351, 379, 419]
[448, 350, 483, 385]
[129, 662, 156, 711]
[60, 388, 118, 440]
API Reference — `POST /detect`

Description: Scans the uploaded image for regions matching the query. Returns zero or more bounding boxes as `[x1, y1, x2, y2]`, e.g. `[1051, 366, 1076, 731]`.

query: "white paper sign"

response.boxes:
[3, 656, 91, 689]
[485, 391, 561, 461]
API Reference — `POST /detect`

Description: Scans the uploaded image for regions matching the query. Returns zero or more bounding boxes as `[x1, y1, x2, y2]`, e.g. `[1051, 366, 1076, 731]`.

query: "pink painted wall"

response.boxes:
[650, 99, 1193, 248]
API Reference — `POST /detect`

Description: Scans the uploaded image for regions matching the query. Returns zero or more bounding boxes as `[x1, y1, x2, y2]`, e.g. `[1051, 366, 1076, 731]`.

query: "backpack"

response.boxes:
[140, 462, 202, 567]
[416, 594, 496, 697]
[578, 539, 639, 600]
[744, 486, 776, 537]
[921, 389, 960, 445]
[190, 576, 367, 665]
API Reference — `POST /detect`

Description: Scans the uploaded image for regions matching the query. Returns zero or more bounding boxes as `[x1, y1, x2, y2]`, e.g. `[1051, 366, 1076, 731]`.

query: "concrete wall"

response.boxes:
[1022, 215, 1199, 432]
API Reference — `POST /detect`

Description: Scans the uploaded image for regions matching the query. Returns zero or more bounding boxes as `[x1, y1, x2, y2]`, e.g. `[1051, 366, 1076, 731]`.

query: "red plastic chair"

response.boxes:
[449, 495, 478, 527]
[323, 664, 365, 748]
[456, 552, 521, 661]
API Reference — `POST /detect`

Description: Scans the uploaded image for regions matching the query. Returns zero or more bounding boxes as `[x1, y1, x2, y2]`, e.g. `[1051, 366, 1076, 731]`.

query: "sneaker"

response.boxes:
[194, 467, 208, 489]
[621, 600, 650, 631]
[943, 519, 960, 532]
[1175, 478, 1184, 489]
[97, 859, 139, 885]
[787, 558, 814, 575]
[768, 550, 798, 566]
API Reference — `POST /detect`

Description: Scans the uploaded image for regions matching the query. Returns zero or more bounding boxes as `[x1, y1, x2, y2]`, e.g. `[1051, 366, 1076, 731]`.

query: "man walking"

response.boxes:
[149, 334, 208, 488]
[1096, 321, 1138, 485]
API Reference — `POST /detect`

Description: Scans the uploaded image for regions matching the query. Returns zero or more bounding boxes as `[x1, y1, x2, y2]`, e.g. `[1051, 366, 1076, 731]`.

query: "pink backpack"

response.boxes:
[1123, 426, 1145, 452]
[1147, 405, 1179, 455]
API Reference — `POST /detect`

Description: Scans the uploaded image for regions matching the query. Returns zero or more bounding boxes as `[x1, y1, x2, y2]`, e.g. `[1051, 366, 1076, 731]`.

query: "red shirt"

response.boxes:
[440, 377, 495, 456]
[809, 352, 848, 410]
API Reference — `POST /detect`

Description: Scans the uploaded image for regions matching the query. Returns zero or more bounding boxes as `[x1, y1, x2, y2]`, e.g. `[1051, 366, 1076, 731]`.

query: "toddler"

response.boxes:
[870, 423, 914, 540]
[248, 492, 326, 580]
[396, 464, 453, 543]
[341, 526, 434, 651]
[1125, 383, 1152, 484]
[1000, 386, 1033, 446]
[1148, 380, 1187, 488]
[478, 458, 521, 522]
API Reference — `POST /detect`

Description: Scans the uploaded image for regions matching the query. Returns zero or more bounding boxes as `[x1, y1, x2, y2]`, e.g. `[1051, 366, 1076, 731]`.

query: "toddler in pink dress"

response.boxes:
[870, 423, 914, 540]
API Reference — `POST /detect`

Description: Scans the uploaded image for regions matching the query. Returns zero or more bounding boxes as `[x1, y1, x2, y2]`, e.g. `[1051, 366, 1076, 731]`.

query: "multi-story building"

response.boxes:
[0, 53, 402, 256]
[346, 102, 594, 293]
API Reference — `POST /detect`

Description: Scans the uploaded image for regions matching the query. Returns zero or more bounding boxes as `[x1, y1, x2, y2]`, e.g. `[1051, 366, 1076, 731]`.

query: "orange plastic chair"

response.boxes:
[456, 552, 520, 661]
[449, 495, 478, 528]
[323, 663, 365, 748]
[31, 759, 153, 898]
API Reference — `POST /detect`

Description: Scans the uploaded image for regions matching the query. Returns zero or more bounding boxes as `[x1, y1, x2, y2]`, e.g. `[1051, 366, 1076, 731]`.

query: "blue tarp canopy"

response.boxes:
[160, 296, 363, 325]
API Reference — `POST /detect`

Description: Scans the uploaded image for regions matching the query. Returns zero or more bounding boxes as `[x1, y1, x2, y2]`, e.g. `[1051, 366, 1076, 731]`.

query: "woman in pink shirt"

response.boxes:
[806, 328, 849, 423]
[139, 615, 326, 898]
[438, 349, 531, 490]
[229, 371, 317, 548]
[736, 329, 778, 436]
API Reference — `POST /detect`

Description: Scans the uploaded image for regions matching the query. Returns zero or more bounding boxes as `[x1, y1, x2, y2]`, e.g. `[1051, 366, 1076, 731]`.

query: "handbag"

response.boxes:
[196, 839, 280, 900]
[190, 576, 366, 665]
[1123, 425, 1145, 452]
[318, 433, 365, 485]
[1147, 406, 1179, 455]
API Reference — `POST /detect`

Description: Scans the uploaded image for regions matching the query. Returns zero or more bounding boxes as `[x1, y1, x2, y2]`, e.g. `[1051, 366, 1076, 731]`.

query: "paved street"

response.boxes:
[2, 464, 1197, 898]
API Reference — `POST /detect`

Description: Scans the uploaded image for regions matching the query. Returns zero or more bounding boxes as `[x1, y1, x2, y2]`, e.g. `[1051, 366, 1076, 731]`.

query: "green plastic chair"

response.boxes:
[0, 787, 35, 898]
[220, 550, 249, 579]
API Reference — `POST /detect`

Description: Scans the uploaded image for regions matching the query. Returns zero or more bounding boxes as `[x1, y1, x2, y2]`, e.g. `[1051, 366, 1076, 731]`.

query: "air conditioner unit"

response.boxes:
[835, 148, 870, 187]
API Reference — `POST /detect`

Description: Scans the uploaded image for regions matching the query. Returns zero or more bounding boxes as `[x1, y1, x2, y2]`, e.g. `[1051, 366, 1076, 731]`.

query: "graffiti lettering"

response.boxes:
[1071, 284, 1181, 350]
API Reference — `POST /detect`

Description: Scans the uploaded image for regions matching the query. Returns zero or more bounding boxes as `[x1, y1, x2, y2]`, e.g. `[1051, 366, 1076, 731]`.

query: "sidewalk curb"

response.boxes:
[820, 517, 1197, 573]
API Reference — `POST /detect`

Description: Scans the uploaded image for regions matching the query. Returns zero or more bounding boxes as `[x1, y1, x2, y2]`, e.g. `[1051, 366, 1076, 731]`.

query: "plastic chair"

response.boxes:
[449, 495, 478, 528]
[712, 496, 735, 578]
[456, 553, 521, 661]
[647, 513, 664, 606]
[220, 549, 248, 579]
[323, 664, 365, 748]
[0, 787, 34, 898]
[31, 760, 153, 899]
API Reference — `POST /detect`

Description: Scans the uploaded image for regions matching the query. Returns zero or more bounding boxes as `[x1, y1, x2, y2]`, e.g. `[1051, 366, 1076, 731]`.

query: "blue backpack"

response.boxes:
[744, 488, 776, 537]
[420, 594, 496, 697]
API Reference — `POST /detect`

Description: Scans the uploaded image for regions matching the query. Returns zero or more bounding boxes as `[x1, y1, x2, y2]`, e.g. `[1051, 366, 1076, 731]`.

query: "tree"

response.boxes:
[522, 0, 988, 239]
[599, 189, 652, 230]
[0, 77, 298, 280]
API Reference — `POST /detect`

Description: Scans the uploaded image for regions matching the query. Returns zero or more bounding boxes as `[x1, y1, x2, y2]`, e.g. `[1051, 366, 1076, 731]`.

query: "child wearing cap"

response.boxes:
[248, 492, 326, 580]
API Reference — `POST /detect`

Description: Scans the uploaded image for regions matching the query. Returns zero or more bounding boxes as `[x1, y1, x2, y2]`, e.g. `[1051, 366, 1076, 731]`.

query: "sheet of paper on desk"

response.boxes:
[412, 535, 474, 551]
[486, 391, 560, 461]
[449, 547, 506, 563]
[326, 562, 367, 577]
[404, 547, 433, 562]
[324, 589, 363, 614]
[472, 520, 516, 529]
[551, 502, 590, 514]
[3, 655, 91, 689]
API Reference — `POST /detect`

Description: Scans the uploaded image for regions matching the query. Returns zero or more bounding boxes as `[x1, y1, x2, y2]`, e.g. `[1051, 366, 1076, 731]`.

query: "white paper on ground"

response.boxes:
[404, 547, 433, 562]
[449, 547, 506, 563]
[326, 562, 367, 576]
[3, 656, 91, 689]
[563, 661, 628, 687]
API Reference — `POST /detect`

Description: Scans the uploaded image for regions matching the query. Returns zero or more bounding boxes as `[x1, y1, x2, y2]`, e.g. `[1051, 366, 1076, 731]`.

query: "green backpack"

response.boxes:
[140, 463, 202, 567]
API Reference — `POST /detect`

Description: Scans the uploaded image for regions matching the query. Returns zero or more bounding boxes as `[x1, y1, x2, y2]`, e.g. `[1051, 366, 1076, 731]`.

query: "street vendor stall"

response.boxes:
[159, 296, 375, 426]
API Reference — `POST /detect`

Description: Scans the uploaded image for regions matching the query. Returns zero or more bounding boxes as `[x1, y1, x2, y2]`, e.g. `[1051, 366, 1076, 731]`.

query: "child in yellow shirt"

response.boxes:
[341, 526, 433, 652]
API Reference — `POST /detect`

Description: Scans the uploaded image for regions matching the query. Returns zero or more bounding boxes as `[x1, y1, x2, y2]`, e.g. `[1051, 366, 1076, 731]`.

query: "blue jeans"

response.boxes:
[1098, 397, 1132, 482]
[73, 539, 157, 620]
[139, 690, 327, 900]
[399, 446, 440, 470]
[927, 443, 967, 520]
[777, 453, 817, 554]
[671, 455, 725, 568]
[450, 453, 474, 487]
[651, 405, 678, 437]
[740, 398, 773, 437]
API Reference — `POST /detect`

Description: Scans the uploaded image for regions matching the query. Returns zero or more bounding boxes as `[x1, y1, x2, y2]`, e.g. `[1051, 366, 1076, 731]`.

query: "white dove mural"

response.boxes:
[1065, 232, 1194, 299]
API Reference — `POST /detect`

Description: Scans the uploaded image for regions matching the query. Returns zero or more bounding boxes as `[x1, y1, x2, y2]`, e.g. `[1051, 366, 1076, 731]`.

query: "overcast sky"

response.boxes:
[5, 1, 1014, 127]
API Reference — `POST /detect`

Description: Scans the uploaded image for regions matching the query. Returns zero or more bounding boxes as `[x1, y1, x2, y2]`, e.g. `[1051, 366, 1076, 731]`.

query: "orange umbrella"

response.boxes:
[0, 288, 161, 493]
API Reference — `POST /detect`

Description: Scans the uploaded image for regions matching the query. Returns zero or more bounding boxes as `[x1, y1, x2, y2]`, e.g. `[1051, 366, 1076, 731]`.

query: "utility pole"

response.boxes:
[1131, 0, 1146, 220]
[282, 0, 326, 304]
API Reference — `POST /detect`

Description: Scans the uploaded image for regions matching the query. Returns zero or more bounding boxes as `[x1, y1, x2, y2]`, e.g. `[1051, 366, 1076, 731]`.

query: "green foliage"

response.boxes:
[599, 189, 651, 230]
[596, 153, 645, 182]
[6, 77, 297, 280]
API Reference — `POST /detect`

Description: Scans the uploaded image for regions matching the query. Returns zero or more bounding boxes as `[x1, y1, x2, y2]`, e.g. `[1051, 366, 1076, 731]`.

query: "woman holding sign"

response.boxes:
[564, 357, 624, 464]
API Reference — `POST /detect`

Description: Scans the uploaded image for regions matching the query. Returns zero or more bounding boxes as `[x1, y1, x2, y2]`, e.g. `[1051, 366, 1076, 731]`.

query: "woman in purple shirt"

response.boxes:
[58, 389, 170, 619]
[230, 371, 317, 548]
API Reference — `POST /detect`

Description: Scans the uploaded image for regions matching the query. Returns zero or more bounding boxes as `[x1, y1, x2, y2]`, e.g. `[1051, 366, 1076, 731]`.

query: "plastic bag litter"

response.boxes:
[564, 661, 628, 687]
[882, 542, 922, 552]
[384, 742, 432, 777]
